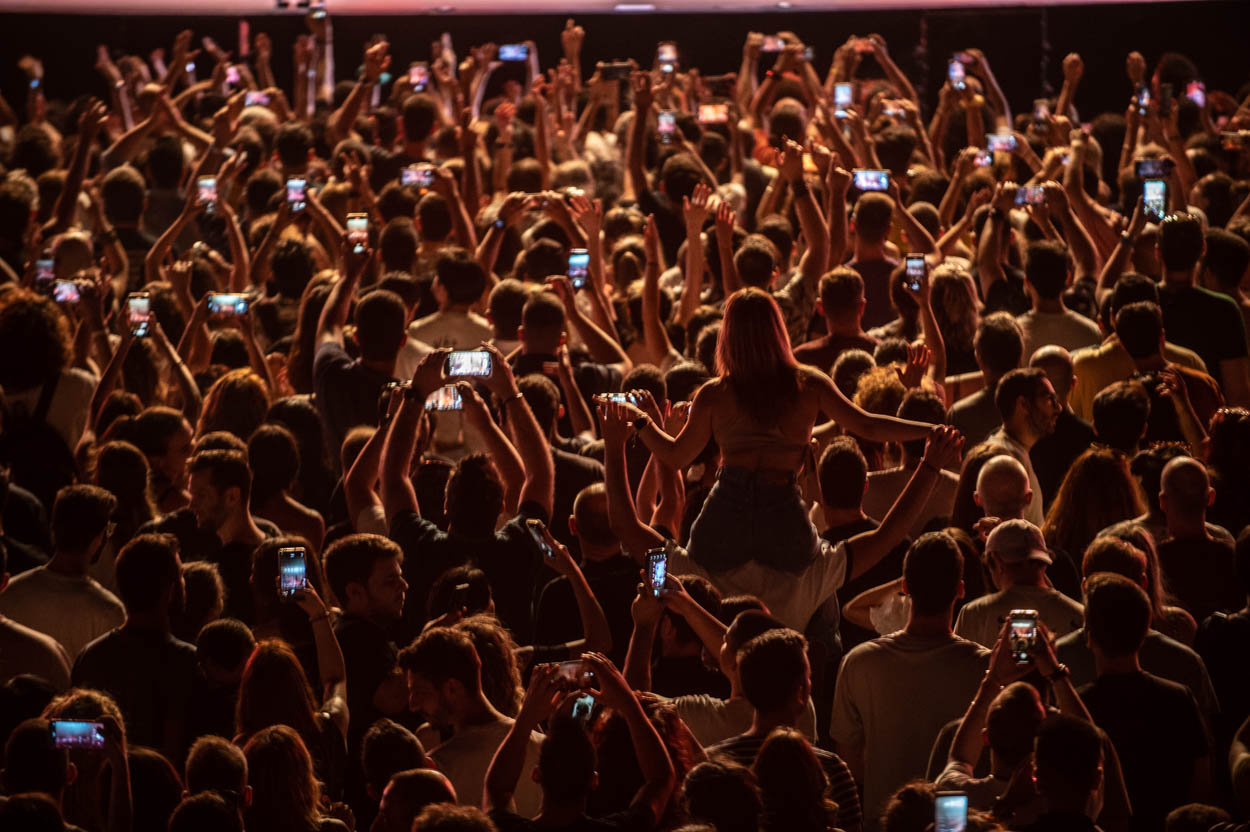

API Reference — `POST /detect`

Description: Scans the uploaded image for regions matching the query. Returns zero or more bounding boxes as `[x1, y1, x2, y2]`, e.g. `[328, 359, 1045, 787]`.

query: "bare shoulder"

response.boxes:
[693, 376, 727, 401]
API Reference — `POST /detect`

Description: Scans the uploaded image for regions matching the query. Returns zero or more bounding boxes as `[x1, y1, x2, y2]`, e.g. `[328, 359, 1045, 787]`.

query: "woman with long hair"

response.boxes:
[752, 727, 840, 832]
[929, 267, 981, 376]
[1043, 447, 1146, 565]
[243, 725, 349, 832]
[1095, 520, 1198, 644]
[623, 288, 931, 574]
[235, 584, 348, 801]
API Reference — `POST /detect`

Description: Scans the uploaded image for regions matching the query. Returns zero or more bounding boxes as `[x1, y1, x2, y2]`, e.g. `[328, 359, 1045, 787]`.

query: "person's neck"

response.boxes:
[1130, 353, 1169, 373]
[122, 610, 171, 635]
[1164, 511, 1207, 540]
[361, 356, 398, 377]
[45, 551, 90, 578]
[746, 707, 796, 738]
[1002, 570, 1048, 590]
[825, 316, 865, 339]
[218, 511, 264, 547]
[820, 505, 867, 528]
[404, 140, 426, 158]
[904, 610, 953, 639]
[1033, 297, 1066, 314]
[1003, 417, 1039, 451]
[579, 544, 624, 565]
[455, 694, 505, 732]
[853, 241, 888, 261]
[1093, 651, 1141, 676]
[439, 302, 474, 316]
[521, 341, 559, 357]
[1163, 267, 1196, 287]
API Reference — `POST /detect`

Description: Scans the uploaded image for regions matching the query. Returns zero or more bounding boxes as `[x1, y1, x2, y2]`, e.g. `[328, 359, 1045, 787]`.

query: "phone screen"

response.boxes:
[402, 165, 435, 190]
[1143, 179, 1167, 220]
[935, 792, 968, 832]
[286, 177, 307, 212]
[1015, 186, 1046, 206]
[554, 660, 596, 688]
[853, 169, 889, 192]
[698, 103, 728, 124]
[761, 34, 784, 53]
[127, 294, 151, 337]
[658, 110, 676, 143]
[244, 91, 269, 107]
[279, 547, 307, 597]
[347, 214, 369, 255]
[987, 131, 1016, 152]
[425, 385, 463, 411]
[526, 518, 554, 559]
[1136, 84, 1151, 115]
[51, 720, 105, 750]
[974, 150, 993, 167]
[197, 176, 217, 206]
[646, 548, 667, 597]
[446, 350, 492, 377]
[54, 280, 80, 304]
[1033, 98, 1049, 123]
[568, 249, 590, 288]
[1009, 612, 1038, 664]
[1187, 81, 1206, 108]
[36, 258, 54, 283]
[948, 59, 966, 90]
[499, 43, 528, 62]
[1135, 158, 1171, 179]
[602, 61, 631, 81]
[656, 42, 678, 63]
[834, 82, 852, 116]
[208, 292, 248, 316]
[409, 63, 429, 90]
[570, 692, 595, 721]
[225, 65, 240, 87]
[905, 256, 925, 291]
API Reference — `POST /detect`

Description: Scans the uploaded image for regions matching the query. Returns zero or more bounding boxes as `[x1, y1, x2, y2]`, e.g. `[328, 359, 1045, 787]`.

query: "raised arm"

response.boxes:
[379, 351, 447, 524]
[548, 277, 632, 373]
[601, 401, 667, 560]
[816, 371, 933, 444]
[641, 217, 680, 368]
[345, 389, 399, 530]
[51, 101, 109, 235]
[977, 182, 1016, 300]
[540, 524, 613, 656]
[294, 585, 349, 738]
[626, 72, 654, 201]
[458, 381, 525, 517]
[680, 184, 712, 327]
[480, 342, 555, 518]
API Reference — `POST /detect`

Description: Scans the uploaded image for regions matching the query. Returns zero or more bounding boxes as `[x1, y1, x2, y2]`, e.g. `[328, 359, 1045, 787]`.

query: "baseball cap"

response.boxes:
[985, 518, 1052, 565]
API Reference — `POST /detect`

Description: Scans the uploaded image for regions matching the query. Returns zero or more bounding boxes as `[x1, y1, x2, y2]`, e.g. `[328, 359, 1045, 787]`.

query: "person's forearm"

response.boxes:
[619, 685, 676, 814]
[652, 454, 685, 536]
[879, 55, 918, 104]
[604, 437, 664, 560]
[1050, 675, 1093, 722]
[642, 260, 675, 367]
[716, 230, 742, 294]
[851, 461, 940, 577]
[533, 101, 552, 191]
[100, 115, 155, 170]
[147, 211, 190, 287]
[380, 400, 422, 521]
[476, 414, 525, 516]
[242, 328, 276, 393]
[977, 213, 1007, 299]
[557, 365, 595, 439]
[567, 566, 613, 655]
[674, 598, 728, 672]
[568, 308, 631, 368]
[680, 229, 705, 327]
[249, 215, 285, 288]
[1096, 235, 1134, 303]
[88, 340, 130, 430]
[949, 678, 996, 766]
[928, 107, 951, 172]
[163, 340, 203, 424]
[345, 415, 390, 526]
[627, 106, 649, 200]
[446, 184, 478, 250]
[483, 718, 533, 810]
[895, 199, 938, 256]
[964, 100, 987, 152]
[1057, 207, 1099, 280]
[937, 169, 966, 230]
[919, 295, 946, 385]
[1056, 76, 1078, 123]
[461, 145, 482, 222]
[222, 204, 250, 292]
[328, 80, 370, 144]
[491, 143, 513, 195]
[310, 615, 347, 690]
[52, 129, 95, 234]
[624, 620, 657, 691]
[794, 186, 830, 271]
[315, 267, 359, 346]
[979, 69, 1011, 127]
[502, 393, 555, 514]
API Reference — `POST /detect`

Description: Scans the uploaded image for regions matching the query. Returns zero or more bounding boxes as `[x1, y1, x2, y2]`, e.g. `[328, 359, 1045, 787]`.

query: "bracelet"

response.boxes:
[501, 391, 524, 404]
[1044, 663, 1070, 682]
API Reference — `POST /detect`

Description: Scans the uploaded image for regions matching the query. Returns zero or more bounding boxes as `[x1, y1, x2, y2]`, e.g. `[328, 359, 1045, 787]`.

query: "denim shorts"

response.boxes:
[685, 466, 822, 575]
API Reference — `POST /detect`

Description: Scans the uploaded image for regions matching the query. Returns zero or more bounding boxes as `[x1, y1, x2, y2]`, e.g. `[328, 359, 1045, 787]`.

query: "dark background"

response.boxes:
[0, 0, 1247, 122]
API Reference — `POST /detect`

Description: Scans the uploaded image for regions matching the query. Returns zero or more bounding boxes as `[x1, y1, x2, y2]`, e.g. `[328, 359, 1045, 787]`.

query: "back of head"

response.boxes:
[0, 792, 65, 832]
[537, 717, 596, 805]
[622, 364, 667, 407]
[1029, 345, 1075, 401]
[1159, 455, 1211, 516]
[322, 533, 404, 609]
[1165, 804, 1233, 832]
[362, 719, 427, 797]
[875, 125, 918, 176]
[1024, 240, 1072, 300]
[397, 627, 481, 693]
[832, 349, 875, 397]
[1159, 213, 1204, 272]
[665, 361, 711, 403]
[378, 768, 457, 832]
[355, 289, 407, 362]
[724, 609, 787, 656]
[488, 279, 528, 339]
[1092, 381, 1150, 452]
[1084, 572, 1151, 658]
[986, 682, 1045, 767]
[269, 238, 314, 299]
[737, 629, 808, 715]
[101, 164, 146, 226]
[752, 727, 832, 832]
[1114, 301, 1164, 360]
[411, 804, 496, 832]
[520, 292, 565, 347]
[994, 367, 1044, 423]
[1082, 536, 1148, 584]
[274, 122, 312, 169]
[660, 153, 707, 202]
[819, 267, 865, 320]
[3, 718, 65, 797]
[196, 617, 256, 674]
[975, 313, 1025, 377]
[682, 760, 762, 832]
[445, 454, 504, 532]
[717, 288, 800, 424]
[243, 724, 318, 827]
[1033, 713, 1103, 802]
[51, 484, 117, 553]
[975, 454, 1031, 520]
[435, 247, 487, 305]
[169, 792, 244, 832]
[380, 217, 419, 272]
[572, 484, 614, 549]
[185, 734, 248, 797]
[881, 780, 936, 832]
[903, 532, 964, 616]
[1203, 228, 1250, 291]
[897, 389, 946, 459]
[115, 533, 181, 614]
[128, 745, 183, 832]
[853, 192, 893, 245]
[188, 449, 253, 506]
[418, 193, 453, 243]
[518, 374, 561, 435]
[247, 424, 299, 505]
[734, 235, 780, 289]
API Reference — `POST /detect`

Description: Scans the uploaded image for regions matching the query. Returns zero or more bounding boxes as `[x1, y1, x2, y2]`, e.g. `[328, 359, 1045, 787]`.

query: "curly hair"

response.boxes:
[1043, 448, 1145, 563]
[930, 266, 981, 359]
[454, 614, 522, 717]
[0, 288, 71, 391]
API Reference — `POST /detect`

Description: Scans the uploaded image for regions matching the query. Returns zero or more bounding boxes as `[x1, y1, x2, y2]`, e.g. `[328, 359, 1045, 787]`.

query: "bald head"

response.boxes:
[976, 455, 1033, 518]
[571, 483, 614, 553]
[375, 768, 457, 832]
[1029, 346, 1075, 406]
[1159, 456, 1212, 517]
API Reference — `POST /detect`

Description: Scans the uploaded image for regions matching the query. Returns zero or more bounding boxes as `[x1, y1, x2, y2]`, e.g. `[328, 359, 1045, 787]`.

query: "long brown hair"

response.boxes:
[235, 639, 320, 748]
[716, 288, 801, 425]
[243, 725, 322, 832]
[1044, 448, 1146, 563]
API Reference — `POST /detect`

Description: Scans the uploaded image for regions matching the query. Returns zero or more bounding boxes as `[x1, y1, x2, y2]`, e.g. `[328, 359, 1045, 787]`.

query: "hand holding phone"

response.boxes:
[445, 350, 492, 377]
[948, 58, 966, 91]
[658, 110, 677, 145]
[286, 177, 307, 213]
[279, 547, 308, 597]
[905, 255, 926, 293]
[425, 385, 464, 411]
[1008, 610, 1039, 664]
[1143, 178, 1168, 221]
[551, 659, 596, 689]
[347, 213, 369, 255]
[567, 249, 590, 289]
[646, 548, 668, 598]
[51, 720, 106, 750]
[207, 292, 249, 317]
[526, 518, 555, 560]
[935, 791, 968, 832]
[127, 292, 152, 337]
[852, 169, 890, 192]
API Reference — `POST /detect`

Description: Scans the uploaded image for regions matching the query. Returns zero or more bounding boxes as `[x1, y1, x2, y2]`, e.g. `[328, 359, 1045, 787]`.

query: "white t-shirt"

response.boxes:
[393, 336, 434, 383]
[4, 367, 97, 455]
[668, 694, 818, 748]
[667, 541, 848, 632]
[830, 631, 989, 829]
[862, 465, 959, 539]
[0, 567, 125, 659]
[409, 309, 493, 350]
[429, 718, 544, 817]
[954, 584, 1084, 648]
[1016, 309, 1103, 361]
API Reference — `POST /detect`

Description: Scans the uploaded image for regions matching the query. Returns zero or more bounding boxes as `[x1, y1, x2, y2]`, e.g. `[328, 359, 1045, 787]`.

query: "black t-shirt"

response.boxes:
[1080, 671, 1209, 832]
[313, 341, 395, 453]
[635, 189, 685, 267]
[1158, 284, 1249, 391]
[1195, 610, 1250, 748]
[552, 448, 605, 554]
[982, 266, 1031, 316]
[1029, 409, 1095, 510]
[849, 257, 900, 330]
[388, 502, 551, 644]
[489, 805, 653, 832]
[535, 554, 639, 667]
[137, 510, 279, 564]
[1156, 535, 1243, 624]
[334, 613, 398, 754]
[213, 540, 265, 625]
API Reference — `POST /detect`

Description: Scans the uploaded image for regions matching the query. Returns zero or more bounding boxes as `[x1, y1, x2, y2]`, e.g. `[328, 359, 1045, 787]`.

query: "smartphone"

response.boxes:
[698, 103, 728, 124]
[987, 131, 1017, 152]
[658, 110, 676, 145]
[278, 547, 307, 597]
[50, 720, 105, 750]
[762, 34, 784, 53]
[905, 255, 926, 292]
[656, 41, 678, 63]
[286, 177, 307, 213]
[196, 176, 217, 207]
[1186, 80, 1206, 108]
[498, 43, 529, 62]
[127, 292, 151, 337]
[409, 62, 429, 91]
[570, 692, 595, 721]
[225, 64, 241, 88]
[601, 392, 640, 406]
[526, 517, 554, 559]
[852, 169, 889, 192]
[947, 58, 966, 91]
[1136, 84, 1151, 115]
[425, 384, 463, 411]
[973, 150, 993, 167]
[601, 61, 632, 81]
[935, 791, 968, 832]
[1135, 158, 1173, 179]
[244, 90, 270, 107]
[1015, 185, 1046, 206]
[207, 292, 249, 316]
[53, 279, 80, 304]
[659, 61, 675, 76]
[553, 659, 596, 688]
[854, 38, 876, 54]
[1158, 83, 1174, 118]
[646, 547, 667, 598]
[833, 82, 852, 118]
[567, 248, 590, 289]
[1032, 98, 1050, 125]
[35, 258, 54, 285]
[347, 212, 369, 255]
[445, 350, 492, 377]
[1143, 178, 1167, 221]
[1008, 610, 1038, 665]
[402, 164, 435, 190]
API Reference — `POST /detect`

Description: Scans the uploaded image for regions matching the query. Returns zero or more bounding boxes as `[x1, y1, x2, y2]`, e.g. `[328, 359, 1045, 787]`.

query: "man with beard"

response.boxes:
[71, 533, 197, 763]
[987, 368, 1060, 527]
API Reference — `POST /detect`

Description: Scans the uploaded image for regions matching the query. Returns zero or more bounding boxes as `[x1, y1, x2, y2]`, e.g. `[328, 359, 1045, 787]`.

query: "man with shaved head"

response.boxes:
[1157, 457, 1242, 622]
[1027, 346, 1095, 509]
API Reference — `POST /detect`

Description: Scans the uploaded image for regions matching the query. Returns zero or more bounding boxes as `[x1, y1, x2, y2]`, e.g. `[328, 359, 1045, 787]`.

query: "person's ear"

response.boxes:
[568, 515, 579, 538]
[815, 299, 824, 318]
[955, 578, 965, 601]
[0, 572, 8, 594]
[244, 785, 253, 807]
[1207, 486, 1215, 507]
[973, 492, 982, 508]
[517, 324, 526, 341]
[558, 404, 566, 421]
[65, 761, 77, 787]
[900, 577, 910, 598]
[1023, 489, 1033, 506]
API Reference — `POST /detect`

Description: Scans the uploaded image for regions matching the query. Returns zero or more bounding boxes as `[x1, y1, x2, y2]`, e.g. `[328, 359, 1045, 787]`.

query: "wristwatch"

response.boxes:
[632, 415, 650, 433]
[1044, 663, 1070, 682]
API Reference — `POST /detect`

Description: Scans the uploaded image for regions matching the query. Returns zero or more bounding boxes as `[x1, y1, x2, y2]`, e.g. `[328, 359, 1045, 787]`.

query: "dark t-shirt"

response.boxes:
[1029, 409, 1095, 510]
[334, 613, 397, 756]
[388, 502, 551, 644]
[535, 555, 639, 667]
[214, 540, 263, 625]
[636, 189, 685, 267]
[827, 519, 909, 652]
[1158, 284, 1249, 391]
[849, 257, 900, 330]
[552, 448, 605, 553]
[137, 509, 280, 563]
[981, 266, 1031, 316]
[1195, 610, 1250, 747]
[489, 805, 653, 832]
[313, 341, 395, 453]
[1156, 534, 1243, 624]
[793, 332, 880, 374]
[1080, 671, 1208, 832]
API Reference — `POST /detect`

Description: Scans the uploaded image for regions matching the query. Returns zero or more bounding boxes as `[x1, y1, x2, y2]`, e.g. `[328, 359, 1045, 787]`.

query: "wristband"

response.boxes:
[1044, 663, 1070, 682]
[632, 415, 650, 433]
[501, 391, 524, 405]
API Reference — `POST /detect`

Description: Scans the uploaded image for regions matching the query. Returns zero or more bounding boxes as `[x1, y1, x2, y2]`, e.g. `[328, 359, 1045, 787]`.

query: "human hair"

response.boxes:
[752, 728, 836, 832]
[169, 792, 245, 832]
[976, 313, 1025, 377]
[734, 235, 779, 289]
[178, 561, 224, 642]
[873, 337, 909, 367]
[129, 745, 184, 832]
[737, 629, 808, 715]
[1158, 213, 1204, 272]
[197, 369, 270, 442]
[417, 192, 453, 243]
[1043, 448, 1144, 562]
[101, 164, 146, 225]
[268, 238, 316, 300]
[0, 179, 35, 246]
[0, 287, 71, 391]
[274, 122, 313, 168]
[682, 760, 762, 832]
[115, 533, 182, 614]
[903, 531, 964, 616]
[322, 533, 403, 608]
[51, 484, 117, 553]
[2, 718, 66, 795]
[897, 389, 946, 459]
[536, 716, 597, 804]
[518, 374, 561, 434]
[427, 565, 492, 622]
[1114, 302, 1164, 359]
[1034, 713, 1103, 800]
[445, 454, 505, 533]
[189, 449, 253, 504]
[411, 804, 497, 832]
[235, 638, 322, 752]
[717, 289, 802, 426]
[379, 216, 419, 272]
[832, 349, 875, 397]
[1094, 520, 1171, 626]
[355, 289, 407, 363]
[724, 609, 786, 656]
[454, 614, 522, 717]
[931, 269, 980, 358]
[666, 361, 711, 403]
[401, 94, 442, 143]
[1084, 572, 1151, 657]
[1166, 803, 1233, 832]
[986, 682, 1045, 767]
[994, 367, 1046, 423]
[243, 725, 323, 832]
[361, 719, 426, 795]
[248, 423, 300, 507]
[488, 279, 528, 339]
[819, 267, 865, 319]
[516, 237, 566, 283]
[94, 440, 156, 538]
[881, 780, 935, 832]
[41, 688, 125, 740]
[185, 734, 248, 796]
[1091, 381, 1151, 452]
[852, 192, 893, 244]
[397, 627, 481, 692]
[758, 215, 795, 265]
[875, 125, 918, 174]
[1082, 536, 1148, 584]
[521, 291, 566, 342]
[622, 363, 667, 407]
[818, 436, 868, 509]
[1024, 240, 1071, 300]
[0, 792, 65, 832]
[1203, 228, 1250, 291]
[660, 153, 709, 202]
[196, 618, 257, 674]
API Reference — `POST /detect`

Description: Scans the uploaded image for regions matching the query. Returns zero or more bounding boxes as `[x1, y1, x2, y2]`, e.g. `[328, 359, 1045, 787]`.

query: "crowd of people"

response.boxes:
[0, 10, 1248, 832]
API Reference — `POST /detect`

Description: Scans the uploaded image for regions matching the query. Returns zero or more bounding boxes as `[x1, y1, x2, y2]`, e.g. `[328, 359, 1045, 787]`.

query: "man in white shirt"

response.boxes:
[985, 368, 1059, 528]
[0, 485, 125, 659]
[407, 247, 493, 351]
[862, 390, 959, 538]
[954, 519, 1084, 648]
[1016, 240, 1103, 360]
[0, 540, 70, 689]
[830, 532, 990, 830]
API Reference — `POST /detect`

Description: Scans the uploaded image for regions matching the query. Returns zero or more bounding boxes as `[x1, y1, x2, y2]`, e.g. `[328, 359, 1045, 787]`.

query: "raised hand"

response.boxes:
[894, 343, 932, 390]
[1062, 52, 1084, 85]
[630, 70, 654, 112]
[714, 198, 737, 236]
[363, 40, 391, 83]
[922, 425, 964, 471]
[683, 182, 712, 232]
[1126, 51, 1146, 85]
